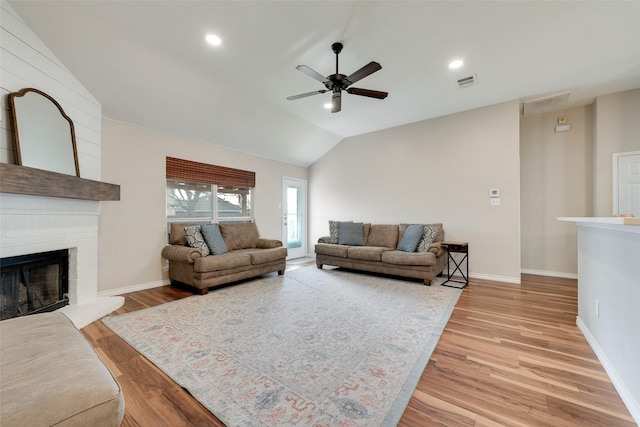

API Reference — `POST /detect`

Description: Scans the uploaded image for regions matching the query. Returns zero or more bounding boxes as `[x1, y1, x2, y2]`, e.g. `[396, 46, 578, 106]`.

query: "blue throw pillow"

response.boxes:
[201, 224, 228, 255]
[338, 222, 364, 246]
[397, 224, 423, 252]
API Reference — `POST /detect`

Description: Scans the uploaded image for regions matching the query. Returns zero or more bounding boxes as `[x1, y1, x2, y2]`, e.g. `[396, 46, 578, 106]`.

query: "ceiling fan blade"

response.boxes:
[346, 87, 388, 99]
[343, 61, 382, 87]
[286, 90, 329, 101]
[296, 65, 330, 85]
[331, 91, 341, 113]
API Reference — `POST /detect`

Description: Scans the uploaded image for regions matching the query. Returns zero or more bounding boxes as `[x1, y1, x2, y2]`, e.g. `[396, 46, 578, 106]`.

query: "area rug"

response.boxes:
[102, 267, 461, 426]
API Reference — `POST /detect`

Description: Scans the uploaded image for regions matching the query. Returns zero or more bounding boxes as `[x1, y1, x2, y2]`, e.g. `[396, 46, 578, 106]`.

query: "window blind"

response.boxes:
[166, 157, 255, 187]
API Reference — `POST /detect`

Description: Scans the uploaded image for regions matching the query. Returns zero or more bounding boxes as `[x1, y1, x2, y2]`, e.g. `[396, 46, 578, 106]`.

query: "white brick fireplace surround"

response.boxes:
[0, 193, 123, 328]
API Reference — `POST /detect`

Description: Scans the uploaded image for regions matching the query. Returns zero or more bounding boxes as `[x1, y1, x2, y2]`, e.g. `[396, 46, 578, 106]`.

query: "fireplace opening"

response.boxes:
[0, 249, 69, 320]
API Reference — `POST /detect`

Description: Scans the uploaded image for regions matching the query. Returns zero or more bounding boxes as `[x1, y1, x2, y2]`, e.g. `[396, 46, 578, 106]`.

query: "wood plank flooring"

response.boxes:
[82, 268, 635, 426]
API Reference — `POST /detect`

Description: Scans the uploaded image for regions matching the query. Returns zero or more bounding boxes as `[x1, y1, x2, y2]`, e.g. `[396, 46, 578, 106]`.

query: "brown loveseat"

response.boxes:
[162, 222, 287, 294]
[315, 222, 447, 285]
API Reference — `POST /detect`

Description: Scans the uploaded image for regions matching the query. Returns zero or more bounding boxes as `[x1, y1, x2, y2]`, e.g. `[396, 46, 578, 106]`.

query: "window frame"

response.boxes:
[166, 179, 254, 225]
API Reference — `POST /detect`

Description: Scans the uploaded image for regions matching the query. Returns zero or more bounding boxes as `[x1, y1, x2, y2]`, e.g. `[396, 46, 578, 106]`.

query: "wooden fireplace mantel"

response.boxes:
[0, 163, 120, 201]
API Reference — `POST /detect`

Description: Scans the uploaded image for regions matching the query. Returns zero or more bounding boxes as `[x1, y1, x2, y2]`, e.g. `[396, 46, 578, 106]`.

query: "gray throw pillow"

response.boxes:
[397, 224, 423, 252]
[201, 224, 228, 255]
[184, 225, 211, 256]
[338, 222, 364, 246]
[416, 224, 441, 252]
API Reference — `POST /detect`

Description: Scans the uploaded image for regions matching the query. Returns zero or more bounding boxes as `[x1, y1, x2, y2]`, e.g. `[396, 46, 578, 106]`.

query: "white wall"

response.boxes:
[1, 1, 101, 179]
[593, 88, 640, 216]
[309, 100, 522, 282]
[0, 1, 104, 306]
[575, 223, 640, 423]
[520, 105, 592, 277]
[98, 119, 307, 294]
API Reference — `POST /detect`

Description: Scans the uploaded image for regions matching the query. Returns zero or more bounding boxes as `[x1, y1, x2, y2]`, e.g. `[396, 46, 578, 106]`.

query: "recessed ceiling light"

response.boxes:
[449, 59, 463, 69]
[323, 103, 332, 109]
[205, 34, 221, 46]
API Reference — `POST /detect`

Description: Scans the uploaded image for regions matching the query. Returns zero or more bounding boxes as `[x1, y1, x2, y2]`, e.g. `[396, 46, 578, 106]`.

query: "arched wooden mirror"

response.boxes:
[9, 88, 80, 177]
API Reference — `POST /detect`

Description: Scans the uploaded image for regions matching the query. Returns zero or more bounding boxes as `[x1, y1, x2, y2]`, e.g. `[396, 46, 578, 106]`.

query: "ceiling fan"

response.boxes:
[287, 42, 388, 113]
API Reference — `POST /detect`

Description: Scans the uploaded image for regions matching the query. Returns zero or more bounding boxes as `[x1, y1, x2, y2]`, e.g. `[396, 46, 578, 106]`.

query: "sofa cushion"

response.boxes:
[315, 243, 349, 258]
[338, 222, 365, 245]
[201, 224, 228, 255]
[169, 222, 196, 245]
[219, 223, 259, 250]
[184, 225, 211, 256]
[366, 224, 399, 248]
[348, 246, 390, 261]
[194, 252, 251, 272]
[381, 250, 436, 266]
[417, 224, 442, 252]
[246, 247, 288, 265]
[397, 224, 423, 252]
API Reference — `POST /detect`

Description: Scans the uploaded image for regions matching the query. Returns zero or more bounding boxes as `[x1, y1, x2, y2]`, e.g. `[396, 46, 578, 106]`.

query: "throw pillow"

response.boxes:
[397, 224, 423, 252]
[338, 222, 365, 246]
[329, 220, 340, 244]
[416, 224, 441, 253]
[201, 224, 228, 255]
[329, 220, 352, 244]
[184, 225, 211, 256]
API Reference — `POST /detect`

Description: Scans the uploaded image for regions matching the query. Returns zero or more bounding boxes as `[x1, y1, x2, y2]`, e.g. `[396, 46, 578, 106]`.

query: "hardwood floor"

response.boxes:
[82, 269, 635, 426]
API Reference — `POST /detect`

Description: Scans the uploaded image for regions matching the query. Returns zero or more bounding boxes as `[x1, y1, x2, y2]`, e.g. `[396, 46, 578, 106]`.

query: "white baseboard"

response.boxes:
[98, 279, 170, 297]
[469, 272, 521, 284]
[521, 268, 578, 279]
[577, 316, 640, 424]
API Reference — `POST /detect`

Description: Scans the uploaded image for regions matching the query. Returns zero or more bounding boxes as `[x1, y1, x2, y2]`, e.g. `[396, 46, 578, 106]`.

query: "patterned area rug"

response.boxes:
[102, 267, 461, 426]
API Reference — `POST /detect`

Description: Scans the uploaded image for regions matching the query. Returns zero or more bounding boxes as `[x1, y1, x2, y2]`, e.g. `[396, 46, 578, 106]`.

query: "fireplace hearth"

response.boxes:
[0, 249, 69, 320]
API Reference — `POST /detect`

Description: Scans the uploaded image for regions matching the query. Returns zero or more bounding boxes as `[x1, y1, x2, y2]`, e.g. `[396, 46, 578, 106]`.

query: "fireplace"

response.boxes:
[0, 249, 69, 320]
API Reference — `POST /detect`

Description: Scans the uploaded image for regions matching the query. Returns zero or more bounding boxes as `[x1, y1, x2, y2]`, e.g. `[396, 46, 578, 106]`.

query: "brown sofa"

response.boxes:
[315, 222, 447, 285]
[0, 312, 124, 427]
[162, 222, 287, 294]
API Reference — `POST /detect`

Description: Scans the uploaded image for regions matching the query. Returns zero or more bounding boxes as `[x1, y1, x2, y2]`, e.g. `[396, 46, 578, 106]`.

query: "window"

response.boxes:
[166, 180, 253, 223]
[165, 157, 256, 225]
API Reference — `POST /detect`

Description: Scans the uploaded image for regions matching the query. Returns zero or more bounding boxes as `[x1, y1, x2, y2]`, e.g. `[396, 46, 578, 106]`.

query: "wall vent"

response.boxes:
[457, 74, 478, 88]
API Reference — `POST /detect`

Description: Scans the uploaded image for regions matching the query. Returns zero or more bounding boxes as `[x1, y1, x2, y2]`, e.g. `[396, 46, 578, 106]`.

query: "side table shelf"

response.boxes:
[441, 241, 468, 289]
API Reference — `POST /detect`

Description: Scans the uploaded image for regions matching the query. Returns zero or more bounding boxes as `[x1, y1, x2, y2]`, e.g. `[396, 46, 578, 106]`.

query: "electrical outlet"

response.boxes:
[490, 198, 501, 206]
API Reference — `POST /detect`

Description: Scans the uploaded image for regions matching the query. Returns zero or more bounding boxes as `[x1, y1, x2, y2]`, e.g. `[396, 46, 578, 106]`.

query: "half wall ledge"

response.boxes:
[0, 163, 120, 201]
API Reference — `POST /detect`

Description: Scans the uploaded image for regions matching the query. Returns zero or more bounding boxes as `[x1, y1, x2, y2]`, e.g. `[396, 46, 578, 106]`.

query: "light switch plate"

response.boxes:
[489, 188, 500, 197]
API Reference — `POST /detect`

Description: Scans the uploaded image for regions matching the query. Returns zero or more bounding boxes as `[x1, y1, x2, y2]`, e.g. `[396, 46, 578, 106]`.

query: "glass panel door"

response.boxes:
[282, 177, 307, 259]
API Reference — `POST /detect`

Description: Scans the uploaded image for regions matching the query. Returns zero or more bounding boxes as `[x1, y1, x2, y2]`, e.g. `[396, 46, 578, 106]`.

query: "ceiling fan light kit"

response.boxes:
[287, 42, 388, 113]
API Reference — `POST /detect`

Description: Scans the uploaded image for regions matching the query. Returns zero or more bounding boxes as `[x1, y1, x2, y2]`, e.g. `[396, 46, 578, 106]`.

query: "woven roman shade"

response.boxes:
[166, 157, 255, 187]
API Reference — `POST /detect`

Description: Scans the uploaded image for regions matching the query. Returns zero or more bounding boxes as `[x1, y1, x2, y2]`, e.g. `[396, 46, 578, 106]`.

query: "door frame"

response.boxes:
[612, 151, 640, 215]
[282, 177, 307, 260]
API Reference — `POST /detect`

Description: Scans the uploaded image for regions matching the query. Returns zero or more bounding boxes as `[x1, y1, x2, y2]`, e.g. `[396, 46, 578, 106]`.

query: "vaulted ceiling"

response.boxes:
[10, 1, 640, 166]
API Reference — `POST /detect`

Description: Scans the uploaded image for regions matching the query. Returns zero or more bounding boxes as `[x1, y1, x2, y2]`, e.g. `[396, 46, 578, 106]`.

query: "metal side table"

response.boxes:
[441, 241, 468, 289]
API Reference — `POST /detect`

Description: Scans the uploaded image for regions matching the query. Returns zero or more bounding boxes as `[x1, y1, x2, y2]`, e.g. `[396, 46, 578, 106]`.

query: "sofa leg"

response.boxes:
[199, 287, 209, 295]
[317, 264, 323, 269]
[278, 270, 285, 275]
[424, 279, 431, 286]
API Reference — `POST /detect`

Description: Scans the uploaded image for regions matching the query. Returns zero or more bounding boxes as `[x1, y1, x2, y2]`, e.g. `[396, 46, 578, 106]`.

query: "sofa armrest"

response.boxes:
[318, 236, 331, 244]
[427, 242, 446, 257]
[256, 238, 283, 249]
[161, 245, 202, 263]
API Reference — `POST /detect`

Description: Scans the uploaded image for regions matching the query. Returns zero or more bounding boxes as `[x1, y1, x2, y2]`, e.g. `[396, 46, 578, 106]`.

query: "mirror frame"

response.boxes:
[8, 88, 80, 177]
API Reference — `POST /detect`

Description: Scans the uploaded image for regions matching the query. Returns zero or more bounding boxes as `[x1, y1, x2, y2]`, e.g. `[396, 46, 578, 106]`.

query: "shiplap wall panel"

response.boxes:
[1, 0, 102, 180]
